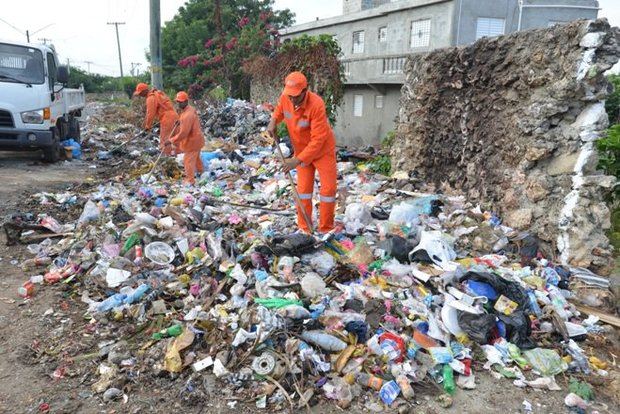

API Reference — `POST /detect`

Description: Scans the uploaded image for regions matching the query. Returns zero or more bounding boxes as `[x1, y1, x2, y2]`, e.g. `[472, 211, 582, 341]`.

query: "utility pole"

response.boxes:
[38, 37, 52, 45]
[107, 21, 125, 78]
[84, 61, 93, 73]
[130, 62, 142, 77]
[149, 0, 163, 89]
[26, 30, 30, 42]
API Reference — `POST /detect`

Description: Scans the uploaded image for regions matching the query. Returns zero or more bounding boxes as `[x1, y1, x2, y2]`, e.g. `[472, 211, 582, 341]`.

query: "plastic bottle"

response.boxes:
[134, 245, 143, 265]
[152, 324, 183, 340]
[123, 284, 150, 304]
[527, 291, 542, 317]
[379, 380, 401, 405]
[29, 275, 44, 284]
[442, 364, 456, 395]
[366, 335, 383, 356]
[356, 373, 384, 391]
[21, 256, 52, 269]
[18, 281, 35, 298]
[121, 234, 141, 255]
[96, 293, 126, 312]
[396, 375, 415, 399]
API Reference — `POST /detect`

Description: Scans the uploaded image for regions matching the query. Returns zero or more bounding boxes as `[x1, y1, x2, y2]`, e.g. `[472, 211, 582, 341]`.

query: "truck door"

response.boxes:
[46, 53, 63, 123]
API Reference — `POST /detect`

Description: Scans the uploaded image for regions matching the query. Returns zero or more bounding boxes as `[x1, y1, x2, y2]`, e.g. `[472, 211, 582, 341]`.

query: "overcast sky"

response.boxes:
[0, 0, 617, 76]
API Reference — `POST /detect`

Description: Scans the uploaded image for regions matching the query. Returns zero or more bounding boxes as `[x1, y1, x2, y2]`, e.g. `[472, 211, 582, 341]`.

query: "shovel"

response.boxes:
[264, 131, 314, 233]
[142, 121, 180, 184]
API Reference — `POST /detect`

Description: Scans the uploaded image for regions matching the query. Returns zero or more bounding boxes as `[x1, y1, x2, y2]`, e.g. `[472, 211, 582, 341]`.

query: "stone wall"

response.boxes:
[392, 19, 619, 273]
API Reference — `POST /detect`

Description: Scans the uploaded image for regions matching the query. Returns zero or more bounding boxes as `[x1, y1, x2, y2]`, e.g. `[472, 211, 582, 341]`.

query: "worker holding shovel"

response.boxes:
[133, 83, 179, 156]
[169, 91, 205, 186]
[267, 71, 338, 234]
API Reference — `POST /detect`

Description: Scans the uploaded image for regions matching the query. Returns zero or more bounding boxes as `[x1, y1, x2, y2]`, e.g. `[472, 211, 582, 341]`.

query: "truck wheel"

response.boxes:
[68, 117, 81, 142]
[42, 131, 61, 163]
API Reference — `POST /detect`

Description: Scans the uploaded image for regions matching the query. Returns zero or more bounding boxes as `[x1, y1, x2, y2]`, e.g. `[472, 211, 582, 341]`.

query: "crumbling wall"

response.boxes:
[392, 19, 619, 273]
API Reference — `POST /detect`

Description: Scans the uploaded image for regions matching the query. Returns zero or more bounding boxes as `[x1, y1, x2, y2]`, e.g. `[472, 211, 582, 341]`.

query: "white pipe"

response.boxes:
[456, 0, 464, 45]
[520, 5, 600, 10]
[518, 0, 524, 31]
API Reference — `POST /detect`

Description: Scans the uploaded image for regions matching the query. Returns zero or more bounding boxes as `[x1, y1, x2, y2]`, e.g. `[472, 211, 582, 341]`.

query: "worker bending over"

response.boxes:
[133, 83, 179, 156]
[267, 71, 337, 234]
[169, 91, 205, 186]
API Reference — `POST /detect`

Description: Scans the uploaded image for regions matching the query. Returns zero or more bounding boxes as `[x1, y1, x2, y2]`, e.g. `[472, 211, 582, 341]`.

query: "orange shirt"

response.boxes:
[273, 91, 336, 165]
[144, 89, 177, 130]
[171, 105, 205, 153]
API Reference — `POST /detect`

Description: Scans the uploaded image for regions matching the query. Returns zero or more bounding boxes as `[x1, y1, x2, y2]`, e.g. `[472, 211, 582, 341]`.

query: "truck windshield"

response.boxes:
[0, 43, 45, 85]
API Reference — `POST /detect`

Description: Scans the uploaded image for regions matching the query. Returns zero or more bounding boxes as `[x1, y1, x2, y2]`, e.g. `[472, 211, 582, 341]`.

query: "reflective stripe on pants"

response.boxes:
[295, 150, 337, 233]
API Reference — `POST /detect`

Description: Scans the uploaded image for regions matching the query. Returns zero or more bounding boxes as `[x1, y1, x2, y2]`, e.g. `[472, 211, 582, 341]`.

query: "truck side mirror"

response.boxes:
[56, 65, 69, 84]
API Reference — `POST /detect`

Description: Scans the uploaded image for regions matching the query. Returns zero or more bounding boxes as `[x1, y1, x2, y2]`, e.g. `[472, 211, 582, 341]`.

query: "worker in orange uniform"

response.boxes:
[133, 83, 179, 156]
[169, 91, 205, 185]
[267, 71, 337, 234]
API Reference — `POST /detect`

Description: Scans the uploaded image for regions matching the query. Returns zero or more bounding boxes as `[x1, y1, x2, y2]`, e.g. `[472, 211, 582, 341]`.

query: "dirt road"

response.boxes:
[0, 151, 98, 413]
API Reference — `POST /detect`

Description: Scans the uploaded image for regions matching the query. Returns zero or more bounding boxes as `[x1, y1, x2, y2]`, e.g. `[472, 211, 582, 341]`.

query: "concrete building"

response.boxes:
[281, 0, 600, 147]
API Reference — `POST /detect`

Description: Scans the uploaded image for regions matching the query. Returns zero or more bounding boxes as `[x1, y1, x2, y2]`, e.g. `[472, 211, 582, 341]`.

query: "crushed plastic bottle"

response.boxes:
[442, 364, 456, 395]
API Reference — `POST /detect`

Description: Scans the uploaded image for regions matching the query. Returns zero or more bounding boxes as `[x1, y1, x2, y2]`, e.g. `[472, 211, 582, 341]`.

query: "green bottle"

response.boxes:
[152, 324, 183, 340]
[442, 364, 456, 395]
[121, 233, 141, 255]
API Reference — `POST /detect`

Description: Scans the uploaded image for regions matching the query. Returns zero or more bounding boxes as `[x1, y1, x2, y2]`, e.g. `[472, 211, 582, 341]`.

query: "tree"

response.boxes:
[243, 34, 345, 124]
[605, 74, 620, 125]
[161, 0, 294, 97]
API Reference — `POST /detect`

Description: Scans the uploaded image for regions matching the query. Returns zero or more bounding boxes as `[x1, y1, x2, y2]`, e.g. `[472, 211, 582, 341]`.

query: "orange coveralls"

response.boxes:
[273, 91, 337, 233]
[144, 89, 179, 155]
[170, 105, 205, 185]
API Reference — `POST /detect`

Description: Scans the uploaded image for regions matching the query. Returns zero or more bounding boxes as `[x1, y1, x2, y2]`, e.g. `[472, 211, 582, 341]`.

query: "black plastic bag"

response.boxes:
[498, 311, 536, 349]
[457, 311, 497, 344]
[378, 235, 414, 263]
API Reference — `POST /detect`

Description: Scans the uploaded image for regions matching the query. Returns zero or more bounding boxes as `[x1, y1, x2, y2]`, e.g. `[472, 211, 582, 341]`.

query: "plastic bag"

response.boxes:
[378, 235, 414, 263]
[344, 203, 372, 234]
[78, 200, 100, 226]
[306, 251, 335, 276]
[388, 196, 438, 225]
[523, 348, 568, 376]
[348, 237, 373, 266]
[409, 231, 456, 270]
[457, 311, 496, 344]
[301, 272, 326, 298]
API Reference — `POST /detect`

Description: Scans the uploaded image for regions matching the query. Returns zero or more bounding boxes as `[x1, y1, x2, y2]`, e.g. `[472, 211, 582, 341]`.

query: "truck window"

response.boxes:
[0, 43, 45, 84]
[46, 53, 57, 89]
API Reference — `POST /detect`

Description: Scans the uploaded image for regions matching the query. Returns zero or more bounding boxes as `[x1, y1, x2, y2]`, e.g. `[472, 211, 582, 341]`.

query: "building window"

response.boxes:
[353, 95, 363, 117]
[378, 26, 387, 43]
[352, 30, 365, 54]
[344, 62, 351, 76]
[476, 17, 505, 40]
[375, 95, 384, 109]
[410, 19, 431, 48]
[383, 56, 406, 74]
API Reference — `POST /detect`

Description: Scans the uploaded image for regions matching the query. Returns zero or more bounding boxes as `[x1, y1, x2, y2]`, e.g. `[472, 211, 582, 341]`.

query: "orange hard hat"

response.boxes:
[133, 82, 149, 96]
[283, 71, 307, 97]
[175, 91, 189, 102]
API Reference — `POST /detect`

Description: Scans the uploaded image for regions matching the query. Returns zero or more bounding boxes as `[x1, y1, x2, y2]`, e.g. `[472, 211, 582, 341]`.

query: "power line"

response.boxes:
[0, 17, 25, 35]
[107, 22, 126, 77]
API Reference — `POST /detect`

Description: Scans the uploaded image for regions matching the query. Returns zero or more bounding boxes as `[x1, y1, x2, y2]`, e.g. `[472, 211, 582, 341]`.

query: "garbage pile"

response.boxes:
[9, 99, 618, 411]
[200, 98, 271, 144]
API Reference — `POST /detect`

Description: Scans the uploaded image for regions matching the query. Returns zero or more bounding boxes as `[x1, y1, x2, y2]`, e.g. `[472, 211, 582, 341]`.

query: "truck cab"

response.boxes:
[0, 40, 85, 162]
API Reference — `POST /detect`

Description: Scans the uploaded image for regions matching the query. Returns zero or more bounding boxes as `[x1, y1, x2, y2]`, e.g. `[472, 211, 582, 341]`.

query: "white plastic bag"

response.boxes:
[78, 200, 100, 226]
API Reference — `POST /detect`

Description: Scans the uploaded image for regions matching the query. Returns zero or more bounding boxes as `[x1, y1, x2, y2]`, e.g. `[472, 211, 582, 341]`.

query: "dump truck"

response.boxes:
[0, 40, 85, 162]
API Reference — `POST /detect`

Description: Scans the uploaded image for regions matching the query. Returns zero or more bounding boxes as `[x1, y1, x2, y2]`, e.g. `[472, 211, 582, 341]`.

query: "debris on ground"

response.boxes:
[4, 98, 619, 412]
